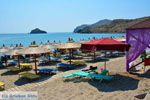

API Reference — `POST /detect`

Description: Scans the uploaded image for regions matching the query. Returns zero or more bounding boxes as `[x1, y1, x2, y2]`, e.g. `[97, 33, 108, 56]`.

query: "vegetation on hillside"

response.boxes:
[74, 16, 150, 33]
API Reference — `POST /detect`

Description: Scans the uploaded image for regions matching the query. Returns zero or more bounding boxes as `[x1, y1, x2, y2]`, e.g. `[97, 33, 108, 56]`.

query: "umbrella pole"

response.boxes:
[94, 50, 96, 61]
[5, 56, 7, 67]
[34, 54, 37, 74]
[104, 51, 107, 69]
[18, 55, 20, 69]
[48, 53, 51, 63]
[69, 49, 71, 64]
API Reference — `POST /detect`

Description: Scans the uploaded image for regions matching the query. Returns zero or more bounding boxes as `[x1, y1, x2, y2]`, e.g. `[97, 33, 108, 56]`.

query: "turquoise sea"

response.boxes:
[0, 32, 125, 47]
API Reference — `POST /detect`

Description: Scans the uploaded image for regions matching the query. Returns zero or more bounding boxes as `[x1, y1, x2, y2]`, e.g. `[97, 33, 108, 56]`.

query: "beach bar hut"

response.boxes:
[126, 18, 150, 71]
[81, 38, 130, 69]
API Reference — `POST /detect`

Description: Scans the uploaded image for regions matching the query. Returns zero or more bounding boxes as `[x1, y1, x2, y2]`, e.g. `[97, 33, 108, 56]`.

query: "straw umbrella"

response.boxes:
[5, 48, 22, 68]
[56, 42, 81, 64]
[42, 44, 57, 62]
[17, 42, 50, 74]
[0, 44, 9, 66]
[10, 44, 14, 49]
[0, 44, 9, 53]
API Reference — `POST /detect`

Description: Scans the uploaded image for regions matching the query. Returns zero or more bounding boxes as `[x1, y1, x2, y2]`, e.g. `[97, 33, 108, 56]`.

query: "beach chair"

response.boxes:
[18, 72, 40, 80]
[63, 71, 113, 83]
[39, 60, 49, 64]
[0, 82, 5, 91]
[63, 69, 97, 78]
[8, 60, 18, 66]
[37, 68, 58, 75]
[0, 64, 5, 69]
[57, 63, 75, 70]
[8, 67, 22, 72]
[51, 57, 61, 61]
[74, 71, 113, 83]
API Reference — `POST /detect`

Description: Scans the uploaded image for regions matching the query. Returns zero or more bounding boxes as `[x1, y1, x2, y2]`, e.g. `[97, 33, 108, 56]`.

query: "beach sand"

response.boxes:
[0, 56, 150, 100]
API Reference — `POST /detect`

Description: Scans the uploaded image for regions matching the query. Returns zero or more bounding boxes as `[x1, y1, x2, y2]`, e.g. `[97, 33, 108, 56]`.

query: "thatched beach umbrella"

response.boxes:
[44, 44, 58, 60]
[45, 40, 51, 45]
[0, 44, 9, 53]
[5, 48, 22, 68]
[17, 44, 50, 74]
[56, 42, 81, 64]
[10, 44, 14, 49]
[0, 44, 9, 66]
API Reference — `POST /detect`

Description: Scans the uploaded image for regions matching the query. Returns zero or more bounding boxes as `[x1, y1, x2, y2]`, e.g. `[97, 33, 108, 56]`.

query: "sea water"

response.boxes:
[0, 32, 125, 47]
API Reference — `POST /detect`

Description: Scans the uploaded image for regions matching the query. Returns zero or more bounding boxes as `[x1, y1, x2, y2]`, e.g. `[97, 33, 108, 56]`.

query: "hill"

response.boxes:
[30, 28, 47, 34]
[73, 16, 150, 33]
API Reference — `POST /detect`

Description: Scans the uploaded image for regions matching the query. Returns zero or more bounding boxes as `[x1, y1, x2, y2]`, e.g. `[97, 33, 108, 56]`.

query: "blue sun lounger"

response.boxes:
[8, 61, 18, 66]
[37, 68, 58, 74]
[39, 60, 49, 63]
[57, 63, 75, 70]
[0, 64, 5, 68]
[63, 71, 113, 82]
[63, 69, 97, 78]
[51, 57, 61, 61]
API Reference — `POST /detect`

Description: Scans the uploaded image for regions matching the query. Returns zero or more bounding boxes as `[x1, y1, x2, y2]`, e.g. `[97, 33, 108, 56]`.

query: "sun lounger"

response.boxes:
[51, 57, 61, 61]
[8, 61, 18, 66]
[37, 68, 58, 74]
[18, 72, 40, 80]
[20, 63, 32, 69]
[8, 67, 22, 72]
[0, 64, 5, 68]
[0, 82, 5, 91]
[63, 69, 97, 78]
[39, 60, 49, 63]
[63, 71, 113, 82]
[57, 63, 75, 70]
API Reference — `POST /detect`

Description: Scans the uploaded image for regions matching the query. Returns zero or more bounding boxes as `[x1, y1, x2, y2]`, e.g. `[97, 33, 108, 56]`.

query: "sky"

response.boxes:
[0, 0, 150, 33]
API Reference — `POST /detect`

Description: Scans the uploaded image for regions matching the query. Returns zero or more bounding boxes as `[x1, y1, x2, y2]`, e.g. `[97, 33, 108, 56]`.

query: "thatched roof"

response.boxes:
[127, 17, 150, 29]
[57, 42, 81, 49]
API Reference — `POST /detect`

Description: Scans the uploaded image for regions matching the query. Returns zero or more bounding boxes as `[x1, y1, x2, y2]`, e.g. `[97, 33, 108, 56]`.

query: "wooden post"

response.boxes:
[34, 54, 37, 74]
[5, 56, 7, 67]
[48, 52, 51, 63]
[18, 55, 21, 69]
[69, 49, 71, 64]
[93, 50, 96, 61]
[104, 51, 107, 69]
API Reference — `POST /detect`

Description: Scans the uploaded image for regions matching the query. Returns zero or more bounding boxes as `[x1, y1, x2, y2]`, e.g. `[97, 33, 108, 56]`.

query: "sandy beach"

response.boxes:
[0, 56, 149, 100]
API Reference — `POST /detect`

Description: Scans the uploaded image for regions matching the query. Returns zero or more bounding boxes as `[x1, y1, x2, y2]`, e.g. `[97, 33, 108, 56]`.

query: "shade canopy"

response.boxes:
[17, 47, 50, 55]
[10, 44, 15, 49]
[0, 45, 9, 53]
[56, 42, 81, 49]
[5, 49, 20, 56]
[43, 44, 57, 49]
[81, 38, 130, 51]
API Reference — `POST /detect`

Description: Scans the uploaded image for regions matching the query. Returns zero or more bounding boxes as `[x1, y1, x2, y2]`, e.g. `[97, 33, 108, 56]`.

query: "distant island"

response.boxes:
[30, 28, 47, 34]
[73, 16, 150, 33]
